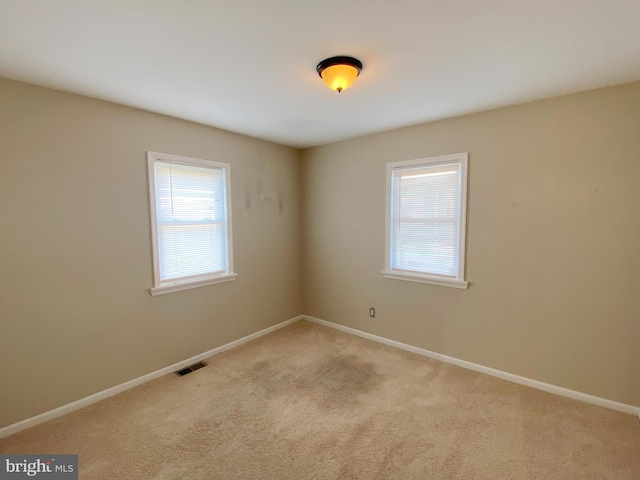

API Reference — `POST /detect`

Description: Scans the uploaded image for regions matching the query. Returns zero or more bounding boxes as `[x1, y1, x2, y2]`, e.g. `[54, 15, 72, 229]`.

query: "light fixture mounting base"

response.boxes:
[316, 56, 363, 77]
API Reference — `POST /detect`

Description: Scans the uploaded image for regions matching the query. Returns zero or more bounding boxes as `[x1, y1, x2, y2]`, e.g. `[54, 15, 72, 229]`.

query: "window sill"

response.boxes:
[381, 270, 468, 289]
[150, 273, 237, 296]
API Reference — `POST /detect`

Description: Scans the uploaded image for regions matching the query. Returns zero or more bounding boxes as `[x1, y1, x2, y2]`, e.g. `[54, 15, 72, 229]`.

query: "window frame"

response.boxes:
[383, 152, 469, 289]
[147, 151, 236, 296]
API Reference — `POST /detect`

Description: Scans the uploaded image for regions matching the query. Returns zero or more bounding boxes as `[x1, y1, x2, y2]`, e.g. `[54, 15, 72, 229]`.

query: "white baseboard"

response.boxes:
[3, 312, 637, 440]
[303, 315, 640, 417]
[0, 315, 303, 439]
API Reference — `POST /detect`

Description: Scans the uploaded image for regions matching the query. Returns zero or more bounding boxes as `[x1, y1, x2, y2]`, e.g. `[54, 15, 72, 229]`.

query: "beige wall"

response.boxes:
[0, 78, 302, 427]
[2, 77, 639, 429]
[302, 81, 640, 407]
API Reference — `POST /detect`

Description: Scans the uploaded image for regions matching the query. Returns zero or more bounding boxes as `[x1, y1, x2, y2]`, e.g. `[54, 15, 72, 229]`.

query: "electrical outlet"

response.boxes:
[369, 307, 375, 318]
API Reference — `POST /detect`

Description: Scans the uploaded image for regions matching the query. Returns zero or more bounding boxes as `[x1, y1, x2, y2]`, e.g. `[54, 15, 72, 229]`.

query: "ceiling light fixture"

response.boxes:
[316, 56, 363, 93]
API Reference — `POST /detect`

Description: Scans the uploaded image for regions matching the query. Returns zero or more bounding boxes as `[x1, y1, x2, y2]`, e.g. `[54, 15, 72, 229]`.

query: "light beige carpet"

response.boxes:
[1, 320, 639, 479]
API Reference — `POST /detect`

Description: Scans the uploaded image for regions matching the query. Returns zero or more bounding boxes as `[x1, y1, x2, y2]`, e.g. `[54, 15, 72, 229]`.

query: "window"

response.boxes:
[383, 153, 468, 289]
[147, 151, 236, 296]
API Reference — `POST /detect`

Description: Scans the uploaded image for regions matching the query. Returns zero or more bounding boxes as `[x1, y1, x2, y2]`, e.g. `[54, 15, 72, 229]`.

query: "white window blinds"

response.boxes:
[154, 161, 227, 283]
[148, 152, 234, 295]
[386, 153, 468, 287]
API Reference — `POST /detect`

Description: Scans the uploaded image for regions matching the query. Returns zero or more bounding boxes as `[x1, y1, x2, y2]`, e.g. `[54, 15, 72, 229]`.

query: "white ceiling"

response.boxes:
[1, 1, 639, 148]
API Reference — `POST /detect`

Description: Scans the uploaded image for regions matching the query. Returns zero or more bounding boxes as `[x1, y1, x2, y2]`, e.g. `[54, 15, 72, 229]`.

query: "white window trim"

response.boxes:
[149, 274, 237, 297]
[382, 152, 469, 289]
[147, 151, 236, 296]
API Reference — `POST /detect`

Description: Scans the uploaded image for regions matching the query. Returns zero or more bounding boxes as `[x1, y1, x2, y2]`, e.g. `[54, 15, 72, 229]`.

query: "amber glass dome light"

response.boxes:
[316, 56, 363, 93]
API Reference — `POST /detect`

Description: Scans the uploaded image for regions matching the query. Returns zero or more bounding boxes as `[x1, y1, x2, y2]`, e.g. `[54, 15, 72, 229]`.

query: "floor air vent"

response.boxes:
[175, 361, 207, 376]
